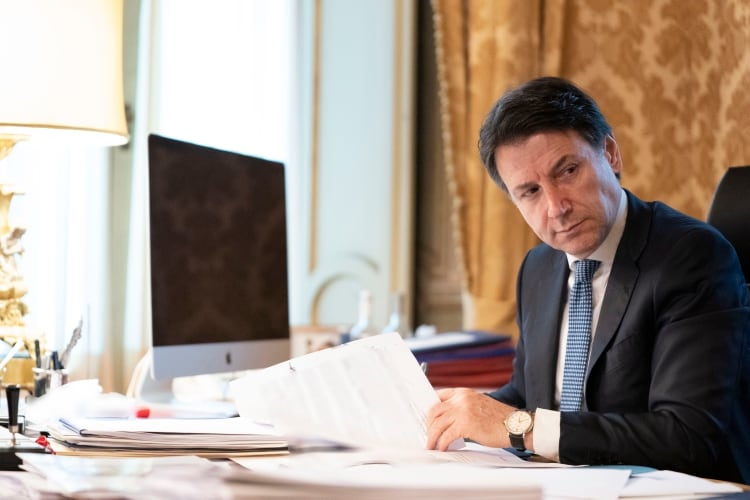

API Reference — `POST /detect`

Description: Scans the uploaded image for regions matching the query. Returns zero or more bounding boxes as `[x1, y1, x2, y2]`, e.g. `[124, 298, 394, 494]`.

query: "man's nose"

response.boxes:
[546, 188, 571, 218]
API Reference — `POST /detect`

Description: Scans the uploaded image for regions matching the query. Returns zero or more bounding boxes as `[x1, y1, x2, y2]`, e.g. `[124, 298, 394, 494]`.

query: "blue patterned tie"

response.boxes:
[560, 259, 600, 412]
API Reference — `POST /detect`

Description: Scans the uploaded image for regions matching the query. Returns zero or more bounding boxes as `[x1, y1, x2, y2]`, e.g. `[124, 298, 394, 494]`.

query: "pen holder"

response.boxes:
[32, 367, 68, 397]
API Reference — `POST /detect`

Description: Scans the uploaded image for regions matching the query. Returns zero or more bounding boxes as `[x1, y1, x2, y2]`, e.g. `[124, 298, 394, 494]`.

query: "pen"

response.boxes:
[34, 339, 41, 368]
[59, 319, 82, 369]
[51, 350, 61, 370]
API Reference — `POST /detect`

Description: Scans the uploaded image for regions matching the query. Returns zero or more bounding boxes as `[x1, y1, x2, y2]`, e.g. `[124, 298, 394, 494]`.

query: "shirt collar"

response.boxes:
[566, 189, 628, 270]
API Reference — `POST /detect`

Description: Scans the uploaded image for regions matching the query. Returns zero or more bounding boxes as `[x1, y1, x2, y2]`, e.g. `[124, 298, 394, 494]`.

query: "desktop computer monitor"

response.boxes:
[147, 134, 291, 382]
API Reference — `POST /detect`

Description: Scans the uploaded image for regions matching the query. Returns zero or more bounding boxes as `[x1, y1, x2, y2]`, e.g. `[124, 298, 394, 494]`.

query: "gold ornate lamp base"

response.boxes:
[0, 185, 27, 327]
[0, 138, 36, 390]
[0, 299, 28, 327]
[0, 138, 30, 327]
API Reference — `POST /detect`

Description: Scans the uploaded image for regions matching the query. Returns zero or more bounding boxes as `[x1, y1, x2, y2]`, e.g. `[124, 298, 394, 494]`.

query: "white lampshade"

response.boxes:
[0, 0, 129, 147]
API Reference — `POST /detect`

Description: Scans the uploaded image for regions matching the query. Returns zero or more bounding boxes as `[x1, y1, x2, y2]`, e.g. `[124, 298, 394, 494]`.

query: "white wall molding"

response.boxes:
[292, 0, 417, 332]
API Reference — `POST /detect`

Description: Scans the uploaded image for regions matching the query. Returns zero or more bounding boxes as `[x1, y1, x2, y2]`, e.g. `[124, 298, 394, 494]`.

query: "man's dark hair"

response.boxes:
[478, 77, 613, 192]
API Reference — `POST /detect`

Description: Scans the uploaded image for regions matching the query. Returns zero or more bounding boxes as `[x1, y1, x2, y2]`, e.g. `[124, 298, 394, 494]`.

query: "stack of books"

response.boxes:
[406, 331, 515, 389]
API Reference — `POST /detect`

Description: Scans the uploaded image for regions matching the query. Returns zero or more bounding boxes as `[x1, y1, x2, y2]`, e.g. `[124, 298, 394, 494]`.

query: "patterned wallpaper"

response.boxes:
[431, 0, 750, 334]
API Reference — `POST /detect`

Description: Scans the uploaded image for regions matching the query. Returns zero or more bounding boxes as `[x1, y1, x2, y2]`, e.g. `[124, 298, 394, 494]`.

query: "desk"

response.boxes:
[4, 443, 748, 499]
[10, 332, 749, 499]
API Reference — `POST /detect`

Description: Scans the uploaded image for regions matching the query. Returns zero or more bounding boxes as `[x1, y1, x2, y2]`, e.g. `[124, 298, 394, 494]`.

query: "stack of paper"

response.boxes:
[45, 416, 287, 458]
[225, 461, 545, 500]
[231, 332, 453, 451]
[18, 453, 233, 499]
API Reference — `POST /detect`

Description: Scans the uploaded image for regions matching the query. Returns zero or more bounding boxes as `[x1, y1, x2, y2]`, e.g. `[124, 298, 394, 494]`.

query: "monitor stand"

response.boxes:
[126, 350, 238, 419]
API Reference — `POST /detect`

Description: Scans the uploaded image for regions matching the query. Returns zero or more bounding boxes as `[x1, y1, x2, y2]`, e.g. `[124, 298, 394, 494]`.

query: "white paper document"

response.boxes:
[231, 332, 453, 450]
[18, 453, 232, 499]
[226, 460, 545, 500]
[226, 459, 635, 500]
[48, 415, 286, 454]
[620, 469, 742, 497]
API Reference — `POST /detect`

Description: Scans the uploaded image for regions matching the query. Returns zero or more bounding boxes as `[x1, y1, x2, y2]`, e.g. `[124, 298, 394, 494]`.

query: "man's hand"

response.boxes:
[426, 388, 518, 451]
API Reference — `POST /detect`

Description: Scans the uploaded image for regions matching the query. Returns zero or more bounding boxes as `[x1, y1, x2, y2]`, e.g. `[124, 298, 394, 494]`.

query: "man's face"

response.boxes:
[495, 130, 623, 259]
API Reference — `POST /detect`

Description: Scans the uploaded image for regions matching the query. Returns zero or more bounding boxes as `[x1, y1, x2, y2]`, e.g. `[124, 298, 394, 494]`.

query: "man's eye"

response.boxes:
[521, 187, 539, 198]
[562, 164, 578, 176]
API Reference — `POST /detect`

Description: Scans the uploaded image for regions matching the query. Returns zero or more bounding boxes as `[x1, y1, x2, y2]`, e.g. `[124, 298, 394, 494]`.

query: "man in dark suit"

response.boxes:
[426, 77, 750, 484]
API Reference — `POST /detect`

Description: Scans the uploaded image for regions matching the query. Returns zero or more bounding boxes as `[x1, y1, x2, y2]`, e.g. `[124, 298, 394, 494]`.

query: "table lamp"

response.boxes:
[0, 0, 129, 378]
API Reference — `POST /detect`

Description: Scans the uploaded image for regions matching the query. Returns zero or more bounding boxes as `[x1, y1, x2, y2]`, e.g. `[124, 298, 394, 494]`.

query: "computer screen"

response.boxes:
[147, 134, 291, 381]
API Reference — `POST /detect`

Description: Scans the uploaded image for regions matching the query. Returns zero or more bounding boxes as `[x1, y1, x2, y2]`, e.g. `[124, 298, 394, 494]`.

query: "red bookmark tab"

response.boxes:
[35, 434, 56, 454]
[135, 406, 151, 418]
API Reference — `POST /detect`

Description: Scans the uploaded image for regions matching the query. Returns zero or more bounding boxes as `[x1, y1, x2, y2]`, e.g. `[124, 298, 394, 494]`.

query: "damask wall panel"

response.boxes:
[561, 0, 750, 220]
[432, 0, 750, 335]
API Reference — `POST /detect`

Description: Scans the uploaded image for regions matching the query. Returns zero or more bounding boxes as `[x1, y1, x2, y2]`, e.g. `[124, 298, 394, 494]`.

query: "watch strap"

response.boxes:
[509, 432, 526, 451]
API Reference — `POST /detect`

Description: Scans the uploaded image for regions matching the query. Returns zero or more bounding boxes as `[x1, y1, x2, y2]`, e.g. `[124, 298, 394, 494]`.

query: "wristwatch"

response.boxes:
[504, 409, 535, 451]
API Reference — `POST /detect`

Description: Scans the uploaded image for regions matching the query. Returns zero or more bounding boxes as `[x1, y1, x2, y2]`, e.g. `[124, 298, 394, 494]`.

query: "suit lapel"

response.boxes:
[588, 191, 650, 375]
[526, 250, 569, 409]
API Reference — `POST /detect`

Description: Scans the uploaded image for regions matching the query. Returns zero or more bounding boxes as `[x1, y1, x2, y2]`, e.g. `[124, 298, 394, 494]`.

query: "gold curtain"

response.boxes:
[432, 0, 750, 339]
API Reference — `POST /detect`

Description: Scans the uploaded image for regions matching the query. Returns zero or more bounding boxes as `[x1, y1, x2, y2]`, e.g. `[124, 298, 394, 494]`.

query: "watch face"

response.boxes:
[506, 410, 533, 434]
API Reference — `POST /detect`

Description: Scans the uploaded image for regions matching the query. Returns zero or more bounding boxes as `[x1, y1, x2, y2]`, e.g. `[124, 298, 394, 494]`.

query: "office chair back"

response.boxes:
[706, 165, 750, 284]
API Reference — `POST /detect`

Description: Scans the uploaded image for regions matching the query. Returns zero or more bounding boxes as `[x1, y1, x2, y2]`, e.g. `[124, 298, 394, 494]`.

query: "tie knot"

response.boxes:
[574, 259, 600, 283]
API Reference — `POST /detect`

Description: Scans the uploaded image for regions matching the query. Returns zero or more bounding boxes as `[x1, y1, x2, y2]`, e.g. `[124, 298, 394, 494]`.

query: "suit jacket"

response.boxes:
[489, 190, 750, 483]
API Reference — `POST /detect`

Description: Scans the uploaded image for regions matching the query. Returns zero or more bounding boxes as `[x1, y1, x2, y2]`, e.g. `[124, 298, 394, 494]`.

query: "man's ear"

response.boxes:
[604, 135, 623, 177]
